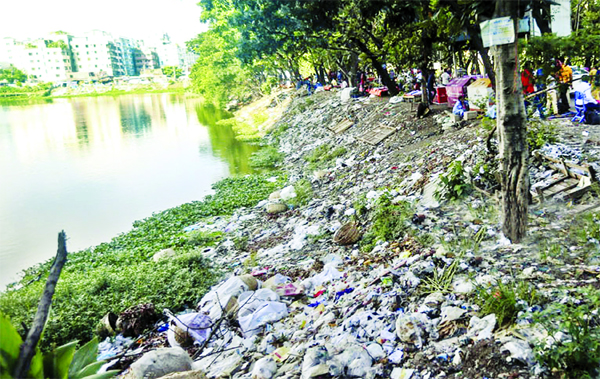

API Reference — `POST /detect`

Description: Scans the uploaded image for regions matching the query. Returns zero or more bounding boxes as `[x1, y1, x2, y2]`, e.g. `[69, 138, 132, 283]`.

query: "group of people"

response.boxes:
[521, 60, 600, 119]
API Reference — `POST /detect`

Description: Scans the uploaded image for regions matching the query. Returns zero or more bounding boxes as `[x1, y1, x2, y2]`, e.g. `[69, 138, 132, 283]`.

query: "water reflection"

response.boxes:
[0, 93, 258, 288]
[194, 103, 259, 175]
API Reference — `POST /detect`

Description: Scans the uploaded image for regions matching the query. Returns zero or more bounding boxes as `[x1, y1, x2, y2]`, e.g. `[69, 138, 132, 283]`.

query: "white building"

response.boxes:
[156, 34, 198, 75]
[70, 30, 124, 77]
[0, 37, 74, 82]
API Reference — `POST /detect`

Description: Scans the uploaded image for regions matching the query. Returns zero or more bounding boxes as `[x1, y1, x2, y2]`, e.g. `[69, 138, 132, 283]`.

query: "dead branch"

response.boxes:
[14, 231, 68, 379]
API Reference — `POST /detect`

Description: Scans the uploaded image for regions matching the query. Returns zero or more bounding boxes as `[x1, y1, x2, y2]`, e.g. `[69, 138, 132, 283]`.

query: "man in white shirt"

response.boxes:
[440, 69, 451, 86]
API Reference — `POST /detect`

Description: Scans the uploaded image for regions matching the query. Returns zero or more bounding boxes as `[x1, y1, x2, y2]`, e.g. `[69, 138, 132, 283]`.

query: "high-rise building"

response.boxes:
[156, 33, 198, 75]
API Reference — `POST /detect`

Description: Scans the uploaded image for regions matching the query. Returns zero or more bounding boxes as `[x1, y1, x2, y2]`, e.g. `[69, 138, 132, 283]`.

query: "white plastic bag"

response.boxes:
[167, 313, 212, 348]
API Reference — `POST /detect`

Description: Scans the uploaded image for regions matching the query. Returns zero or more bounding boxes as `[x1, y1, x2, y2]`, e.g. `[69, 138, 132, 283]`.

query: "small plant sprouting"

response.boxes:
[434, 160, 472, 201]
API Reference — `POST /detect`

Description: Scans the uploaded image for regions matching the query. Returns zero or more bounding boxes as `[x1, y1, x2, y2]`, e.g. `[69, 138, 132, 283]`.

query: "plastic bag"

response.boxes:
[167, 312, 212, 348]
[239, 301, 288, 337]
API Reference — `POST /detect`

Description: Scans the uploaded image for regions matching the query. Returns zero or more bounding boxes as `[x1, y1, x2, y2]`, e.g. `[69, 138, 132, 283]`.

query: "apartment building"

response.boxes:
[0, 37, 75, 82]
[156, 34, 198, 75]
[133, 42, 160, 74]
[70, 30, 124, 77]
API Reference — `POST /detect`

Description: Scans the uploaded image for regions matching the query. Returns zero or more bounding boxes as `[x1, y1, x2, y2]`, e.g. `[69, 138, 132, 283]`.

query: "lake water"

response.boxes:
[0, 93, 258, 288]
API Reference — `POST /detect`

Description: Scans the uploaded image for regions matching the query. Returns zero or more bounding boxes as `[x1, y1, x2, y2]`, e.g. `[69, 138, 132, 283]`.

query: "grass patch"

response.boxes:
[473, 279, 539, 327]
[359, 193, 414, 252]
[0, 174, 284, 350]
[527, 119, 558, 150]
[249, 146, 284, 169]
[290, 178, 313, 207]
[305, 144, 347, 170]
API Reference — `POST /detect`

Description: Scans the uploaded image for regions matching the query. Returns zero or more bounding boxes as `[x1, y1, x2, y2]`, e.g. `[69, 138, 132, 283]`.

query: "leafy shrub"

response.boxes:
[527, 120, 557, 150]
[474, 280, 538, 326]
[533, 287, 600, 378]
[0, 314, 118, 378]
[249, 146, 283, 169]
[472, 156, 499, 191]
[186, 230, 223, 247]
[305, 144, 347, 170]
[0, 174, 283, 349]
[291, 178, 313, 207]
[359, 193, 414, 252]
[434, 160, 472, 201]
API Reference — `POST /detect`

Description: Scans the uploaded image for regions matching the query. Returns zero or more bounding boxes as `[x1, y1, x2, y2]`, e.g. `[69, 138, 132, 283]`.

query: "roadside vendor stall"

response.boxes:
[433, 86, 447, 104]
[466, 78, 493, 111]
[446, 76, 476, 107]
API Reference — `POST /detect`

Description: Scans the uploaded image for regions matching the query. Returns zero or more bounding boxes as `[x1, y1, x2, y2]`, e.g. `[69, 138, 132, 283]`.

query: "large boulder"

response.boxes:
[129, 348, 193, 379]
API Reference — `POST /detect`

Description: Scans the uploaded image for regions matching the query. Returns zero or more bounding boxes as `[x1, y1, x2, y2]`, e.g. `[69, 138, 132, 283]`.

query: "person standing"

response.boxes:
[440, 68, 451, 86]
[557, 60, 572, 113]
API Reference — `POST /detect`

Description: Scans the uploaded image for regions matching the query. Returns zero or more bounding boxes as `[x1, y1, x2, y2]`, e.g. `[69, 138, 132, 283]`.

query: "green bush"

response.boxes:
[0, 313, 118, 378]
[249, 146, 283, 169]
[0, 174, 283, 349]
[359, 193, 414, 252]
[474, 279, 538, 326]
[527, 120, 557, 150]
[434, 160, 472, 201]
[290, 178, 313, 207]
[533, 287, 600, 378]
[305, 144, 347, 170]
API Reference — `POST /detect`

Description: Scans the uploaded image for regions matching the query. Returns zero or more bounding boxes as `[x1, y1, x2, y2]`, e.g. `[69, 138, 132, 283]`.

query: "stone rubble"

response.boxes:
[111, 91, 600, 379]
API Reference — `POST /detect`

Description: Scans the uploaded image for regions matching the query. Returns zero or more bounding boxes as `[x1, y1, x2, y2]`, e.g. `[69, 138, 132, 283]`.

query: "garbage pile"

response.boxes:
[110, 91, 599, 379]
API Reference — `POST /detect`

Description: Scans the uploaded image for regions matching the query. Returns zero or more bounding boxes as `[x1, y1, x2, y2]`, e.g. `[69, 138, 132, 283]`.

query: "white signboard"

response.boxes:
[480, 17, 516, 48]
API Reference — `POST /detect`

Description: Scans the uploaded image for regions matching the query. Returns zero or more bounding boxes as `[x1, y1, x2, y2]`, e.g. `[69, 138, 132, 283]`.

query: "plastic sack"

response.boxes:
[167, 312, 212, 348]
[251, 356, 277, 379]
[197, 276, 250, 320]
[301, 346, 330, 379]
[239, 301, 288, 337]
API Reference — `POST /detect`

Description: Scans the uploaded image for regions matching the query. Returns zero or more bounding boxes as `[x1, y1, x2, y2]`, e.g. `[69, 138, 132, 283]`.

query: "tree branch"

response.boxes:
[14, 231, 68, 378]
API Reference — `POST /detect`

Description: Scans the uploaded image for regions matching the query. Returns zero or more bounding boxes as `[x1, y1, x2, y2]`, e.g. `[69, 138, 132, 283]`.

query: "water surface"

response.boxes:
[0, 93, 258, 288]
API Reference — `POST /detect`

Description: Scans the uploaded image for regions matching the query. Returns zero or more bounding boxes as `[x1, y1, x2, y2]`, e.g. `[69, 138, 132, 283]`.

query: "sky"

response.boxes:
[1, 0, 208, 45]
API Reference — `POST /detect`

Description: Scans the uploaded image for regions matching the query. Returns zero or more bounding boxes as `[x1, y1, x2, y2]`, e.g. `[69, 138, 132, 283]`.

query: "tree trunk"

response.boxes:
[352, 39, 399, 96]
[493, 0, 529, 243]
[350, 51, 359, 87]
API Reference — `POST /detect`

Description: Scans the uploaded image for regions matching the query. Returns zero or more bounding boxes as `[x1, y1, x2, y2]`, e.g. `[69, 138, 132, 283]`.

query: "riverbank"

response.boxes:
[2, 89, 600, 378]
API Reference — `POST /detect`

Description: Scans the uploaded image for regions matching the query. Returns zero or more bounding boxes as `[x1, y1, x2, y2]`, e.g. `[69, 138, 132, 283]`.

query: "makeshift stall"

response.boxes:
[446, 76, 476, 107]
[433, 86, 447, 104]
[466, 78, 493, 111]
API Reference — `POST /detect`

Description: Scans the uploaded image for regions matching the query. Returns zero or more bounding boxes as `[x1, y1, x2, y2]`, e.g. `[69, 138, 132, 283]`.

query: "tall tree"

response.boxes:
[492, 0, 529, 242]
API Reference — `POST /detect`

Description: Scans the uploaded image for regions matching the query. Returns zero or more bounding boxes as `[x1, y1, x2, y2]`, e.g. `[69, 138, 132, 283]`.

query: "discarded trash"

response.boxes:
[167, 312, 212, 348]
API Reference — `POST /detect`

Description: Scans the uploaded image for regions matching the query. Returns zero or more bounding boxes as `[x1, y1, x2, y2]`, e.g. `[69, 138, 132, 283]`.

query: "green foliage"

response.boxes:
[46, 40, 68, 49]
[0, 67, 27, 84]
[360, 193, 414, 252]
[291, 178, 313, 207]
[0, 174, 283, 349]
[472, 156, 499, 191]
[304, 144, 347, 170]
[216, 118, 261, 141]
[249, 146, 283, 169]
[162, 66, 183, 79]
[434, 160, 472, 201]
[186, 230, 223, 247]
[474, 280, 538, 327]
[527, 120, 557, 150]
[533, 287, 600, 378]
[420, 257, 460, 295]
[479, 115, 495, 132]
[0, 314, 117, 379]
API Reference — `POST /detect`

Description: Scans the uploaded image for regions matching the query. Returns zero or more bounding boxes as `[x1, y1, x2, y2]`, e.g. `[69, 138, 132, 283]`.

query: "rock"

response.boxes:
[439, 306, 466, 323]
[153, 248, 177, 262]
[395, 313, 429, 348]
[269, 190, 282, 201]
[302, 346, 330, 379]
[129, 348, 192, 379]
[252, 356, 277, 379]
[156, 369, 206, 379]
[423, 292, 445, 308]
[266, 202, 287, 214]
